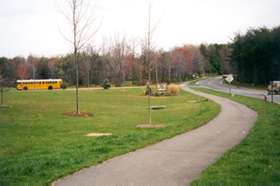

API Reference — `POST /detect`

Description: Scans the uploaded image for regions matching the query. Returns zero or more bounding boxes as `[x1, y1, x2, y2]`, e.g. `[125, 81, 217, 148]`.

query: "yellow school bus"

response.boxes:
[16, 79, 63, 90]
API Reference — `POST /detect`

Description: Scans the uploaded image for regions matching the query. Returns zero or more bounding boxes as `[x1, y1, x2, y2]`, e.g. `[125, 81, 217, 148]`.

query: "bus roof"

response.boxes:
[16, 79, 62, 83]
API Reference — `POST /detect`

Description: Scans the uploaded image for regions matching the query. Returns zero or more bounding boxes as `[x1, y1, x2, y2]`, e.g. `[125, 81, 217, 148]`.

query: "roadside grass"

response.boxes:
[191, 88, 280, 186]
[0, 88, 219, 185]
[231, 81, 266, 90]
[188, 76, 208, 85]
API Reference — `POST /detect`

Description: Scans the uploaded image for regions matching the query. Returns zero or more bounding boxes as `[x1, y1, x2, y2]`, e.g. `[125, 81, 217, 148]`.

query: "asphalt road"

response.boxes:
[193, 77, 280, 104]
[53, 84, 257, 186]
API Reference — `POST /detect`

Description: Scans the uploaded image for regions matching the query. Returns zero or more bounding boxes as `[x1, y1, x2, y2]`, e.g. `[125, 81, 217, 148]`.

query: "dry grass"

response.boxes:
[86, 133, 112, 137]
[63, 112, 93, 117]
[167, 84, 181, 96]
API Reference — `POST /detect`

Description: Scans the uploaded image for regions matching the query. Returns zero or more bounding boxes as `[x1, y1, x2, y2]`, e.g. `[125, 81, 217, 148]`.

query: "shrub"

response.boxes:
[167, 84, 180, 96]
[145, 84, 153, 96]
[154, 91, 164, 96]
[101, 79, 111, 89]
[123, 81, 133, 86]
[61, 82, 68, 89]
[133, 80, 145, 86]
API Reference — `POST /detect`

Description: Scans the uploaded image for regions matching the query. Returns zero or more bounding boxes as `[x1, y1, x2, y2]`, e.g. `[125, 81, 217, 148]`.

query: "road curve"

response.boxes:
[53, 84, 257, 186]
[193, 76, 280, 104]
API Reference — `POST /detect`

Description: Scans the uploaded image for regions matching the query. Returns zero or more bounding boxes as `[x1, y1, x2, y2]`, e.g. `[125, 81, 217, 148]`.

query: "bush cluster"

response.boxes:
[145, 83, 180, 96]
[101, 79, 111, 89]
[167, 84, 180, 96]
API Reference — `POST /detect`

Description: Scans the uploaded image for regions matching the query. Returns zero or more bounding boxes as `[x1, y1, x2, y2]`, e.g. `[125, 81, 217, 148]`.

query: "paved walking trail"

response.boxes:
[53, 84, 257, 186]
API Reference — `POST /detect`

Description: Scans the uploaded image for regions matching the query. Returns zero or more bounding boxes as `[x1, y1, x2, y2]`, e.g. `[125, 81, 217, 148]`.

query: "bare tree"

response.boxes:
[0, 75, 9, 106]
[27, 55, 38, 79]
[164, 52, 172, 82]
[192, 49, 205, 75]
[146, 1, 152, 124]
[0, 75, 3, 105]
[144, 0, 163, 125]
[61, 0, 98, 114]
[107, 35, 131, 86]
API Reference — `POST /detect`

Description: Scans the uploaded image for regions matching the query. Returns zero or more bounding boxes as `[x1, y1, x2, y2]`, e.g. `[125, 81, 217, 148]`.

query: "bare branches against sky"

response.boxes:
[0, 0, 280, 57]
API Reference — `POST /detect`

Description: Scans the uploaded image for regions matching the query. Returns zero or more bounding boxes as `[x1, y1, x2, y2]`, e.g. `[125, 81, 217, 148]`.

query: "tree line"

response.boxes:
[2, 26, 280, 88]
[231, 26, 280, 85]
[0, 42, 231, 87]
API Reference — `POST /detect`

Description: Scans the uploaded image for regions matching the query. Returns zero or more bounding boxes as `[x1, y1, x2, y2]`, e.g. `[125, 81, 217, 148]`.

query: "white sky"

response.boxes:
[0, 0, 280, 57]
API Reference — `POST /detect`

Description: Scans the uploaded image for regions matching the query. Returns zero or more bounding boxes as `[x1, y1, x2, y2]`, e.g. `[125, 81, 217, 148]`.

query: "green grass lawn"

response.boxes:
[191, 88, 280, 186]
[0, 87, 219, 186]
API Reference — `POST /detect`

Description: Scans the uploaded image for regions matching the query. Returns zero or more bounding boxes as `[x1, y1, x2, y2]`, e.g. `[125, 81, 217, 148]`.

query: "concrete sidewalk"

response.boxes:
[53, 84, 257, 186]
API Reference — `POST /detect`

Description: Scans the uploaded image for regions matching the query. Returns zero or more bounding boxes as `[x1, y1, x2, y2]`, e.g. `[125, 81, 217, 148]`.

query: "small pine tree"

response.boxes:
[102, 79, 111, 89]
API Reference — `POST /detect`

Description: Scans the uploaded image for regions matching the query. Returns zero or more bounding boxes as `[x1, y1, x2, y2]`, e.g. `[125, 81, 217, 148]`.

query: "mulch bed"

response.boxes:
[136, 124, 165, 129]
[150, 105, 167, 110]
[86, 133, 112, 137]
[0, 105, 12, 108]
[64, 112, 94, 117]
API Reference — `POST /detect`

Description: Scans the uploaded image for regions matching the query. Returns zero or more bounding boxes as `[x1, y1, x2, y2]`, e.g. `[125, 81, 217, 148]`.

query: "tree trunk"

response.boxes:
[74, 49, 80, 114]
[155, 62, 158, 84]
[168, 63, 171, 83]
[32, 65, 36, 79]
[147, 1, 152, 124]
[73, 0, 79, 114]
[87, 70, 90, 87]
[0, 87, 3, 105]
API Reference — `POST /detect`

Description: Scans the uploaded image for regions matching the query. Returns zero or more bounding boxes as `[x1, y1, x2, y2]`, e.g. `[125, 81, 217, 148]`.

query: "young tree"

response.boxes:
[146, 1, 152, 124]
[0, 75, 4, 105]
[0, 75, 9, 106]
[62, 0, 97, 114]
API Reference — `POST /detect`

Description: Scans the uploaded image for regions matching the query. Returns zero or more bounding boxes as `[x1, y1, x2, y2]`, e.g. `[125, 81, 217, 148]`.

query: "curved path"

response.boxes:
[53, 84, 257, 186]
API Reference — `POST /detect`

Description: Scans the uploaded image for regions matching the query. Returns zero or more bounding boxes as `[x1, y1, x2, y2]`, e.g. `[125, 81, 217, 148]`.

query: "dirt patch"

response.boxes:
[187, 100, 198, 103]
[86, 133, 112, 137]
[136, 124, 165, 129]
[64, 112, 93, 117]
[150, 105, 167, 110]
[0, 105, 11, 108]
[186, 98, 208, 103]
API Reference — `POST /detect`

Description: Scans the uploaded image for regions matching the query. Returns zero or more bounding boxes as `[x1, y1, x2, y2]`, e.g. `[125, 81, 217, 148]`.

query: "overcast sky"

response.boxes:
[0, 0, 279, 57]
